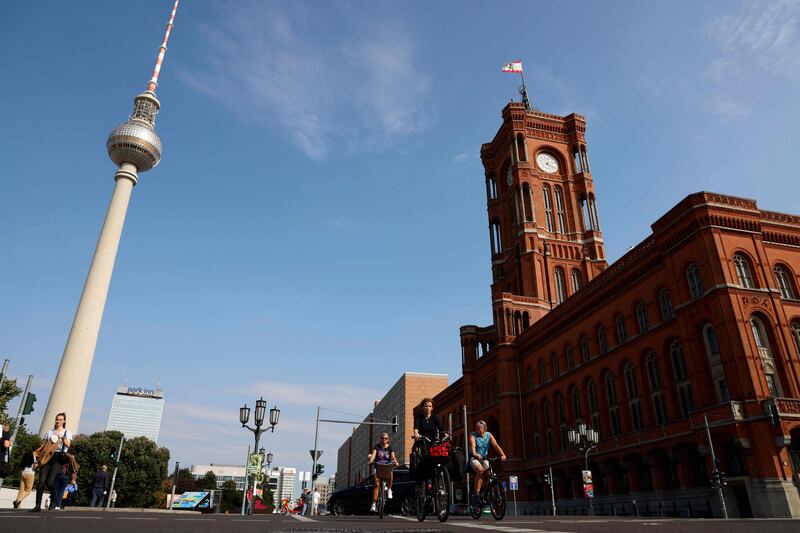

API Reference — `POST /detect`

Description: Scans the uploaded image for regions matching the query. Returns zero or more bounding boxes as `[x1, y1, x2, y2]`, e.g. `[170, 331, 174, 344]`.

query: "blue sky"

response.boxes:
[1, 0, 799, 480]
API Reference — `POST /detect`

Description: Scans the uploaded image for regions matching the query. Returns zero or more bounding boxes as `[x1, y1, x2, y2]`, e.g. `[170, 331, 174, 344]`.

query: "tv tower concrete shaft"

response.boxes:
[39, 1, 180, 436]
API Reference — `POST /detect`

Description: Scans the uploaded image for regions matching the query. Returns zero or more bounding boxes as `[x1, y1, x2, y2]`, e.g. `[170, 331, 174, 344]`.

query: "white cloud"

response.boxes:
[451, 152, 470, 163]
[705, 94, 749, 121]
[705, 57, 745, 83]
[708, 0, 800, 80]
[181, 2, 430, 160]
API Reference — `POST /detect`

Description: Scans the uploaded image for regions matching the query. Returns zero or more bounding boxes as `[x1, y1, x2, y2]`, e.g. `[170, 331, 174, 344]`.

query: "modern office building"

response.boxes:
[335, 372, 448, 489]
[314, 476, 335, 507]
[275, 467, 296, 503]
[105, 385, 165, 443]
[189, 464, 246, 491]
[430, 97, 800, 517]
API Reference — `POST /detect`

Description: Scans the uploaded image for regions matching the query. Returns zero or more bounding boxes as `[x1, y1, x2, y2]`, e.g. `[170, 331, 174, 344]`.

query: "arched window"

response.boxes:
[571, 386, 582, 418]
[571, 269, 581, 293]
[605, 371, 621, 436]
[792, 321, 800, 358]
[556, 392, 567, 448]
[522, 312, 530, 330]
[580, 335, 590, 362]
[539, 360, 547, 385]
[615, 314, 627, 344]
[554, 186, 567, 234]
[522, 183, 534, 222]
[551, 352, 560, 378]
[646, 351, 667, 425]
[624, 362, 642, 431]
[486, 173, 498, 200]
[543, 399, 553, 453]
[566, 344, 574, 370]
[636, 302, 649, 332]
[516, 134, 528, 162]
[659, 289, 674, 321]
[775, 265, 796, 299]
[687, 263, 704, 299]
[703, 324, 730, 402]
[527, 367, 534, 390]
[671, 341, 693, 417]
[490, 221, 503, 254]
[597, 326, 608, 354]
[573, 148, 583, 173]
[543, 185, 554, 233]
[554, 267, 567, 304]
[531, 405, 541, 455]
[751, 316, 782, 397]
[587, 379, 600, 432]
[733, 254, 755, 288]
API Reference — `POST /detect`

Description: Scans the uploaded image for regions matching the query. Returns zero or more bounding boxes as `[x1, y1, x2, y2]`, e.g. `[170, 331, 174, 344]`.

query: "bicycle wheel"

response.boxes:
[378, 480, 386, 519]
[488, 478, 506, 520]
[434, 466, 451, 523]
[415, 482, 426, 522]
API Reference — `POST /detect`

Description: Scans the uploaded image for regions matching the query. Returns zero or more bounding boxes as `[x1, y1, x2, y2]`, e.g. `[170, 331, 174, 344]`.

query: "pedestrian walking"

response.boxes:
[90, 464, 109, 507]
[111, 489, 118, 508]
[64, 473, 79, 507]
[51, 463, 70, 510]
[13, 450, 37, 508]
[31, 412, 73, 512]
[312, 487, 320, 516]
[0, 423, 11, 480]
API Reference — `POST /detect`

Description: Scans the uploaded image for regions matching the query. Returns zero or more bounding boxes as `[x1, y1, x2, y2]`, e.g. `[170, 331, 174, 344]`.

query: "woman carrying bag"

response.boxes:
[31, 412, 72, 512]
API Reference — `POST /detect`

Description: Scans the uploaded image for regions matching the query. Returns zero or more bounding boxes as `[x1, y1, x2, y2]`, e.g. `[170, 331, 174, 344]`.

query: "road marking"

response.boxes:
[290, 514, 317, 522]
[53, 516, 103, 519]
[117, 517, 159, 520]
[392, 515, 417, 521]
[445, 522, 555, 533]
[175, 518, 213, 521]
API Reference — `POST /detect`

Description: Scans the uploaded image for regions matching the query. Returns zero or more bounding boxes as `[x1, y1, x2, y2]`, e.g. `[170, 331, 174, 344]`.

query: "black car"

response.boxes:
[327, 467, 416, 516]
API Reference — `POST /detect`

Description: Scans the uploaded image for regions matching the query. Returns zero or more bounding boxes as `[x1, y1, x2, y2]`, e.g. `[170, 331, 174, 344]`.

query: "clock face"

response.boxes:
[536, 152, 559, 174]
[506, 165, 514, 185]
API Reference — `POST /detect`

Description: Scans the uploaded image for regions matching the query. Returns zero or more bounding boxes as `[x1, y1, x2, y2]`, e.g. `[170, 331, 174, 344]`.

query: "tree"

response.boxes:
[70, 431, 170, 508]
[174, 467, 197, 493]
[196, 470, 218, 491]
[0, 377, 22, 427]
[219, 479, 242, 513]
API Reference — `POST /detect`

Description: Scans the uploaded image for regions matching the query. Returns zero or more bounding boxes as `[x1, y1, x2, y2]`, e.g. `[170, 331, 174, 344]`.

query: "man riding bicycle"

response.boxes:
[469, 420, 506, 502]
[368, 431, 399, 513]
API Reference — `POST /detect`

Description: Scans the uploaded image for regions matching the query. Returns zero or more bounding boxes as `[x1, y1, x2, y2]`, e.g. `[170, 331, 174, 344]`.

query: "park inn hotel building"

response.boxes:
[431, 101, 800, 518]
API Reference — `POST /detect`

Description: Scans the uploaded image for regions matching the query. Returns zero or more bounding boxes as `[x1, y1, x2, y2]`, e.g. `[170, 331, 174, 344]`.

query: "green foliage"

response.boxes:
[219, 479, 242, 513]
[174, 467, 197, 493]
[196, 470, 218, 491]
[0, 377, 22, 427]
[70, 431, 169, 509]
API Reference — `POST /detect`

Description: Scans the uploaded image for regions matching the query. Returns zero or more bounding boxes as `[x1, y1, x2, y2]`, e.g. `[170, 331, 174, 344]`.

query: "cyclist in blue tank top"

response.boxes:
[469, 420, 506, 500]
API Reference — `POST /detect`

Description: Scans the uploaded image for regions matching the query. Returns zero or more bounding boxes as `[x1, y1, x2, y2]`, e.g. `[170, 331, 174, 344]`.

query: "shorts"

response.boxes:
[470, 458, 489, 472]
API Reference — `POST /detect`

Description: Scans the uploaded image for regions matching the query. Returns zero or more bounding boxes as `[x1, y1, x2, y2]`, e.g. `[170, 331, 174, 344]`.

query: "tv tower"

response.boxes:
[40, 1, 181, 435]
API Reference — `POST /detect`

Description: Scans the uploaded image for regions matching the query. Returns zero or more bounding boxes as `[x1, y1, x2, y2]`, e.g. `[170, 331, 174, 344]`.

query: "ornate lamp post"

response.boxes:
[239, 398, 279, 515]
[567, 421, 599, 516]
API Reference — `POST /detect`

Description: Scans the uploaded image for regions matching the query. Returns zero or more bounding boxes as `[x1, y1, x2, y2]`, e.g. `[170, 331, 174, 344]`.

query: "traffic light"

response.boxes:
[22, 392, 37, 415]
[110, 449, 117, 461]
[391, 415, 398, 434]
[718, 471, 727, 487]
[316, 464, 324, 475]
[544, 472, 551, 485]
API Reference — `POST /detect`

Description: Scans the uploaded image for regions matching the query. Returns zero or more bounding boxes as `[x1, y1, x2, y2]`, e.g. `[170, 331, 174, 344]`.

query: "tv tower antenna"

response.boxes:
[40, 1, 181, 436]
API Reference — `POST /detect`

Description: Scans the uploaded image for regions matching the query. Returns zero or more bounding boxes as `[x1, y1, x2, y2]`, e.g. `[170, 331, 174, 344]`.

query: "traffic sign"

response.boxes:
[309, 450, 322, 460]
[509, 475, 519, 491]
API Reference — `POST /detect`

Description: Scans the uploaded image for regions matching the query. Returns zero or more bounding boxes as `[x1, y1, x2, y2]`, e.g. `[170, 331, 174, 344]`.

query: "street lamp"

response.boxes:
[567, 422, 599, 516]
[266, 452, 274, 467]
[239, 397, 279, 515]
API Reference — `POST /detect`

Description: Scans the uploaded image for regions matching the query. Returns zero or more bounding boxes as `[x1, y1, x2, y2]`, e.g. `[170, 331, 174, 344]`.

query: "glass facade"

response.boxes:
[106, 386, 165, 443]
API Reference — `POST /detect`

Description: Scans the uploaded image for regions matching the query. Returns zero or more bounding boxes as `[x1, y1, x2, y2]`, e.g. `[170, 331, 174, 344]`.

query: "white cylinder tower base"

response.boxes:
[39, 163, 139, 436]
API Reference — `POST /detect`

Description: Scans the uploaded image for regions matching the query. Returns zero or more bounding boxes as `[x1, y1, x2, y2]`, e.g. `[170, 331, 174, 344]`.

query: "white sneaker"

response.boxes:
[370, 503, 377, 512]
[387, 489, 393, 499]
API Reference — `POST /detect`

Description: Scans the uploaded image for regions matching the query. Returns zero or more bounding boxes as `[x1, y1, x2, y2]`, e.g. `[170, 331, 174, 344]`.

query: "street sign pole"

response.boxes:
[106, 435, 124, 510]
[240, 445, 250, 516]
[509, 475, 519, 516]
[549, 466, 556, 516]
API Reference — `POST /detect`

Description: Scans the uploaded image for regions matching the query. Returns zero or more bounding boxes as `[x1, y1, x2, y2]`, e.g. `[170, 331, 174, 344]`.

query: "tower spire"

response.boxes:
[147, 0, 180, 93]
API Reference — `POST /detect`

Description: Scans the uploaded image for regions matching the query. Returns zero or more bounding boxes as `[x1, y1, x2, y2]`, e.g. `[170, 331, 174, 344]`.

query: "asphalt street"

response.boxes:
[1, 510, 800, 533]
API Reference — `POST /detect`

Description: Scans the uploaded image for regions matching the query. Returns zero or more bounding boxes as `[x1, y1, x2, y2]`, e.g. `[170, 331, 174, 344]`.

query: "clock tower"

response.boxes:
[480, 102, 607, 344]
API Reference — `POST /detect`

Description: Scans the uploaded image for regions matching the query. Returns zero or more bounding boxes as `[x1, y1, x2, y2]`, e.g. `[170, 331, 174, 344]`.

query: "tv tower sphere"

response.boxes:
[107, 91, 163, 172]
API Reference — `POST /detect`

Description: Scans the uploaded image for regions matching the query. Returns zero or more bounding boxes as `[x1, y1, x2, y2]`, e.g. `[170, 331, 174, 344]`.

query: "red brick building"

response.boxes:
[433, 101, 800, 518]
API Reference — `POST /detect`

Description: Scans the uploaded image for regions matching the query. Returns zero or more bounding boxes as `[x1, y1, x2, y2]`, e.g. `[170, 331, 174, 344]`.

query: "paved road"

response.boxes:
[1, 510, 799, 532]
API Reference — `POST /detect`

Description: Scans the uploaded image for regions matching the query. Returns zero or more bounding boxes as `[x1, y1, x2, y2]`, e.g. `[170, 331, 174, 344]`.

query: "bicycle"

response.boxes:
[373, 463, 394, 519]
[411, 434, 452, 523]
[470, 457, 506, 520]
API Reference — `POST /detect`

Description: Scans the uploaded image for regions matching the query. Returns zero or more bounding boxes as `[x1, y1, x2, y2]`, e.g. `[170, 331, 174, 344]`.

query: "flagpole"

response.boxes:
[519, 68, 531, 110]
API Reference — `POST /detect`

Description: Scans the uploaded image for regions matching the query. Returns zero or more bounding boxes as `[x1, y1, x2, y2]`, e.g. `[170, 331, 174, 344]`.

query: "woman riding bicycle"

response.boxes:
[413, 397, 444, 443]
[368, 432, 399, 513]
[469, 420, 506, 502]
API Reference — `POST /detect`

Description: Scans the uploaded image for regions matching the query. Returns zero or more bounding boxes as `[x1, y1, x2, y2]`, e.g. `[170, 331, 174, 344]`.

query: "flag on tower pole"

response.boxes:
[502, 60, 523, 73]
[502, 60, 531, 110]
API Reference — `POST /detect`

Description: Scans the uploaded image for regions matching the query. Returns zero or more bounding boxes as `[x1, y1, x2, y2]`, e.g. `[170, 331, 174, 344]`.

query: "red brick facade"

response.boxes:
[433, 102, 800, 518]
